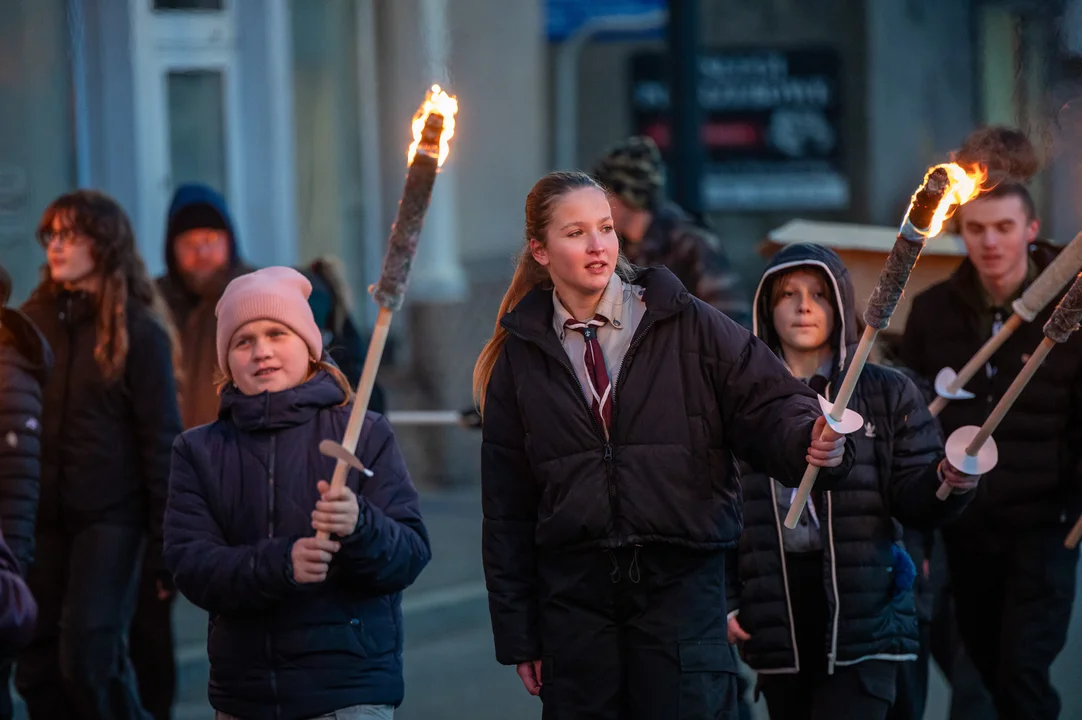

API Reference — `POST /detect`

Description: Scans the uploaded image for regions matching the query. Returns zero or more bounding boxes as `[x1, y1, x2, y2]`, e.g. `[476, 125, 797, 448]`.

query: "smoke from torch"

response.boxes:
[315, 85, 458, 540]
[784, 162, 985, 530]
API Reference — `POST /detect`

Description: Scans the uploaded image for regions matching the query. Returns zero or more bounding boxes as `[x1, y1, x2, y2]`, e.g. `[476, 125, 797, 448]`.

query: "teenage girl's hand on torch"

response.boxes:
[807, 416, 846, 467]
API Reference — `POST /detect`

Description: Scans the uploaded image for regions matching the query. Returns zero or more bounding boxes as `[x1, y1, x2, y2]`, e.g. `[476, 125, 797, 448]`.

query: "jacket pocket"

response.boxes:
[677, 640, 739, 720]
[352, 597, 398, 657]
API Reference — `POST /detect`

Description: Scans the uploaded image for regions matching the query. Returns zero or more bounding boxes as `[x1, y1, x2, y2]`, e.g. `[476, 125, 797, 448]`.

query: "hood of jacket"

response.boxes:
[164, 183, 241, 287]
[752, 243, 858, 380]
[0, 306, 53, 386]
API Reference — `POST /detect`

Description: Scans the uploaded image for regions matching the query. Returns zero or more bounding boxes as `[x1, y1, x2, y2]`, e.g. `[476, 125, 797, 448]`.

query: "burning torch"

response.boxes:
[315, 84, 458, 541]
[784, 163, 985, 530]
[929, 231, 1082, 417]
[938, 273, 1082, 508]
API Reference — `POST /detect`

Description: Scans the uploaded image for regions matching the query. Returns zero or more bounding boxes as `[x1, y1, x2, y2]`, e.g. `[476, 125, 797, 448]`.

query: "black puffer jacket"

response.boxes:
[0, 308, 52, 573]
[900, 241, 1082, 533]
[732, 244, 972, 673]
[21, 285, 181, 573]
[481, 266, 856, 665]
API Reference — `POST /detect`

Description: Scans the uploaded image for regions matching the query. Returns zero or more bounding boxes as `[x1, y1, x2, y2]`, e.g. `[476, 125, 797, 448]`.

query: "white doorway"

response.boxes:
[130, 0, 246, 275]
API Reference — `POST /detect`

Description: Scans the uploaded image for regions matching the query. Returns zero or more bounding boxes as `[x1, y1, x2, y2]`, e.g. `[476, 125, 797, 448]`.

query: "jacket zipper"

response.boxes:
[267, 434, 277, 539]
[508, 331, 619, 524]
[266, 434, 279, 714]
[57, 295, 75, 507]
[507, 310, 671, 537]
[768, 480, 800, 673]
[826, 491, 841, 674]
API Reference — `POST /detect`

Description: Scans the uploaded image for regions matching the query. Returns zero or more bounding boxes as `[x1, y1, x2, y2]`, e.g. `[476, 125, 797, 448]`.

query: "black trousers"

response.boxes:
[928, 579, 996, 720]
[757, 552, 897, 720]
[15, 525, 150, 720]
[886, 621, 929, 720]
[536, 545, 739, 720]
[944, 525, 1079, 720]
[129, 549, 176, 720]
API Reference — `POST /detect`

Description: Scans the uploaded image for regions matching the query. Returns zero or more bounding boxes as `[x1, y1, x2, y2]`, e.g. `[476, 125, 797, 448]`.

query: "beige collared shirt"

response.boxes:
[552, 272, 648, 403]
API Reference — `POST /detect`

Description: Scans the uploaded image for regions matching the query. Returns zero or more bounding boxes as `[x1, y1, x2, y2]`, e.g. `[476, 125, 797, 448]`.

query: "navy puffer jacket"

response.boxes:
[164, 371, 430, 720]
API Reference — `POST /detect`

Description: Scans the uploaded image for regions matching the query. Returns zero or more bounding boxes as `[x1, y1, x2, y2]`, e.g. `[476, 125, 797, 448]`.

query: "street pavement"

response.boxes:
[12, 486, 1082, 718]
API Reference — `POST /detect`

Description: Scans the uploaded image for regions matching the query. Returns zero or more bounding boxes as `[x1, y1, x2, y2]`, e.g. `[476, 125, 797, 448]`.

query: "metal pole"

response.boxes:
[667, 0, 702, 214]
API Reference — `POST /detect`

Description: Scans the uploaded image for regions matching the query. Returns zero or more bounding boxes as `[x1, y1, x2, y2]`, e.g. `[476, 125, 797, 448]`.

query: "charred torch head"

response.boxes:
[905, 167, 951, 233]
[413, 112, 445, 163]
[1044, 272, 1082, 344]
[372, 85, 458, 312]
[900, 163, 986, 241]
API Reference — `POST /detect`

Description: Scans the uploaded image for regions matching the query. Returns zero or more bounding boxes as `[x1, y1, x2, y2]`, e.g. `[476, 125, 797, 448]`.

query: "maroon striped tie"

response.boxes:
[564, 315, 612, 435]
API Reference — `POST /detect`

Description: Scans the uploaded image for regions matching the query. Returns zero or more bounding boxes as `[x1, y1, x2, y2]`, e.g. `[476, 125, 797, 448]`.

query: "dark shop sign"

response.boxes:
[630, 48, 850, 212]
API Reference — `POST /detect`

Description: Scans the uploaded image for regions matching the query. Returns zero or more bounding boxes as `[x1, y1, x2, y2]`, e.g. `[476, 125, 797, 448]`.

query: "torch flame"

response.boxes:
[407, 84, 458, 167]
[909, 162, 988, 238]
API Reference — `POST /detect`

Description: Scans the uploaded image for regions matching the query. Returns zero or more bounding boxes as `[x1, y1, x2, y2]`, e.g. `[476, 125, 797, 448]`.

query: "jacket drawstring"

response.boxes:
[605, 547, 643, 584]
[606, 550, 621, 584]
[628, 545, 642, 584]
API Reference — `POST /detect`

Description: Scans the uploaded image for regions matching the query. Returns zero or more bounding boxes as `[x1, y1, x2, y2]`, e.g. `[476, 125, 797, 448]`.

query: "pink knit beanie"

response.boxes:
[215, 266, 323, 376]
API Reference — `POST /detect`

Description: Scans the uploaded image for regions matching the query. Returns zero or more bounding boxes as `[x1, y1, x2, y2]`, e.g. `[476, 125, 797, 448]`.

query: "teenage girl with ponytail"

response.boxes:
[474, 170, 857, 719]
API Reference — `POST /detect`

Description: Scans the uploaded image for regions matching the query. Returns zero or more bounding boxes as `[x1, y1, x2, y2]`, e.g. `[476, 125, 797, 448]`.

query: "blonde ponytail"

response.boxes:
[472, 252, 549, 414]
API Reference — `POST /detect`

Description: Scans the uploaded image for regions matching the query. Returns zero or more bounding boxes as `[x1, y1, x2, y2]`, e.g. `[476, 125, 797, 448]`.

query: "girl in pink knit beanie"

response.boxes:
[214, 266, 338, 395]
[164, 266, 431, 719]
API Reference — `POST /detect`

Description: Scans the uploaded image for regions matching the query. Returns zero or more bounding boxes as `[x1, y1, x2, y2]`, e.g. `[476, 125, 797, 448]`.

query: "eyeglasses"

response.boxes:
[37, 229, 87, 249]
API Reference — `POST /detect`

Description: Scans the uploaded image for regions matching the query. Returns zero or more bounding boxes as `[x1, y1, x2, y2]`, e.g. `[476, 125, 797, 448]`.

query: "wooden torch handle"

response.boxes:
[966, 337, 1055, 455]
[316, 306, 394, 541]
[784, 326, 879, 529]
[929, 314, 1024, 417]
[1066, 514, 1082, 550]
[935, 477, 954, 501]
[934, 336, 1056, 501]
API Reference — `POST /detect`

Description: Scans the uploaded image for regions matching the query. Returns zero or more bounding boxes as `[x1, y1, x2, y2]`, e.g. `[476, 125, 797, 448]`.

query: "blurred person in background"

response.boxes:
[900, 127, 1081, 720]
[16, 190, 182, 720]
[0, 263, 51, 719]
[157, 183, 383, 430]
[0, 525, 36, 668]
[592, 135, 752, 328]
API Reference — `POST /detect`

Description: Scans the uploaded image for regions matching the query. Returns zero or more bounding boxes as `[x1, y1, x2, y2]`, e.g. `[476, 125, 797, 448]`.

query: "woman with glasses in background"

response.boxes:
[15, 190, 182, 720]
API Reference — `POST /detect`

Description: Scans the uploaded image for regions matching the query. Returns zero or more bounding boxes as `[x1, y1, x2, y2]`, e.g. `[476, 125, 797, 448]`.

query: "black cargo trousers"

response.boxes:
[536, 544, 739, 720]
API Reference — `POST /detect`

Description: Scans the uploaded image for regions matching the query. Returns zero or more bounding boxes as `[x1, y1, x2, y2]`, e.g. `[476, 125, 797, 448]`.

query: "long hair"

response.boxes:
[472, 171, 633, 415]
[35, 190, 182, 384]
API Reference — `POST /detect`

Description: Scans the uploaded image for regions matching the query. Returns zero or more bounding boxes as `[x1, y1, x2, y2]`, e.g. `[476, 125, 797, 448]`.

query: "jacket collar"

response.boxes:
[219, 370, 346, 432]
[753, 243, 856, 382]
[501, 266, 693, 348]
[946, 241, 1051, 314]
